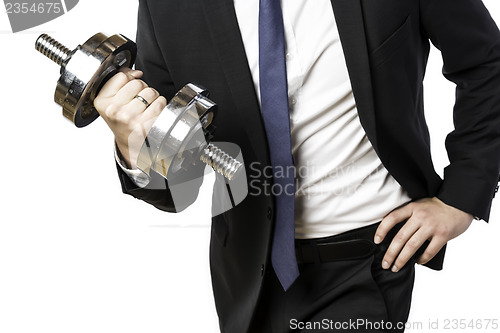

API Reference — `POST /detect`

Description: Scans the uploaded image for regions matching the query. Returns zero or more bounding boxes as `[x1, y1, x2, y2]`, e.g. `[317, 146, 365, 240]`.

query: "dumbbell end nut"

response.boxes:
[35, 34, 72, 67]
[201, 144, 243, 180]
[36, 32, 137, 127]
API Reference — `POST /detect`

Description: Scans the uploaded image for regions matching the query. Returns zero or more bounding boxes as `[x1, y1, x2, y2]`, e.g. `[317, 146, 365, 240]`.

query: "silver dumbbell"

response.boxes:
[35, 33, 242, 181]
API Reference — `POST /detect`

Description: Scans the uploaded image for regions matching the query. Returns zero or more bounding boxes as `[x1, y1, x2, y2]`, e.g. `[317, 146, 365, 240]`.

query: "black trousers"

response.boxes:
[249, 222, 416, 333]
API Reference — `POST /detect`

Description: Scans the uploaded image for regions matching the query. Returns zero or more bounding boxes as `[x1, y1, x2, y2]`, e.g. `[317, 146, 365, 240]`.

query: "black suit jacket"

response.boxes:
[117, 0, 500, 331]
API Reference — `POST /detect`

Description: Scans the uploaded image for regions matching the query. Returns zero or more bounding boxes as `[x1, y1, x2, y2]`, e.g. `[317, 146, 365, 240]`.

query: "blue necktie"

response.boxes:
[259, 0, 299, 291]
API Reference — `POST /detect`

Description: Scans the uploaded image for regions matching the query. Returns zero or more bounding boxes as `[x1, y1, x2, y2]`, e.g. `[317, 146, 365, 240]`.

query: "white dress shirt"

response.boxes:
[118, 0, 411, 239]
[233, 0, 411, 238]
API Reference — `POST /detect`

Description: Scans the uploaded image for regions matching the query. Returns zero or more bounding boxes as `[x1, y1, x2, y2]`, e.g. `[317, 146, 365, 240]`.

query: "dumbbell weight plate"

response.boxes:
[54, 33, 137, 127]
[137, 83, 216, 179]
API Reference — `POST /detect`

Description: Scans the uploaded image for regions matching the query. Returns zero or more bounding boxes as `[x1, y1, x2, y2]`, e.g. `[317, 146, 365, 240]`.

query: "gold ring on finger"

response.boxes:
[135, 95, 150, 107]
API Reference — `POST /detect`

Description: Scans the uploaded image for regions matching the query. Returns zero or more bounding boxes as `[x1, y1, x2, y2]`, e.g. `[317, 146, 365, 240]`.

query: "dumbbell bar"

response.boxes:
[35, 33, 242, 181]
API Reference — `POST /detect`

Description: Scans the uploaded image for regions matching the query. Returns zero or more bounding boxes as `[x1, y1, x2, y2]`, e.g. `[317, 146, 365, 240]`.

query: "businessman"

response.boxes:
[93, 0, 500, 332]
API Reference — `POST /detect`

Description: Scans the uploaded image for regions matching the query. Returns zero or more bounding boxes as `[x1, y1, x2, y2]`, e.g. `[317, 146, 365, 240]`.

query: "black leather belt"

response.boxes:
[295, 222, 380, 265]
[296, 239, 376, 264]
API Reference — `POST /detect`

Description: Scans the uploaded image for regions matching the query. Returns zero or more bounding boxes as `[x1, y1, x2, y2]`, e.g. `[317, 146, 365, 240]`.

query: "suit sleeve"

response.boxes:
[420, 0, 500, 221]
[116, 0, 203, 213]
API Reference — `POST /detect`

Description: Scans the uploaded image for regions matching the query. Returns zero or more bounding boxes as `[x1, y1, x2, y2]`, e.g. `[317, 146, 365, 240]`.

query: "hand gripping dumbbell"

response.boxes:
[35, 33, 243, 183]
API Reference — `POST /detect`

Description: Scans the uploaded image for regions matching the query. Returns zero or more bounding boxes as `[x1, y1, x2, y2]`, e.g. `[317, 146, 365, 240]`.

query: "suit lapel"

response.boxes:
[200, 0, 260, 118]
[200, 0, 271, 158]
[200, 0, 253, 94]
[330, 0, 378, 150]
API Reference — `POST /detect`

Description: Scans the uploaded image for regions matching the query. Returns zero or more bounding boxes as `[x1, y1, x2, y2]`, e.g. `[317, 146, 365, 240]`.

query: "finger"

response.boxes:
[375, 202, 413, 244]
[141, 96, 167, 125]
[129, 87, 160, 112]
[391, 228, 432, 272]
[122, 67, 143, 79]
[381, 218, 419, 269]
[132, 96, 168, 145]
[416, 237, 446, 265]
[114, 79, 149, 104]
[98, 69, 143, 98]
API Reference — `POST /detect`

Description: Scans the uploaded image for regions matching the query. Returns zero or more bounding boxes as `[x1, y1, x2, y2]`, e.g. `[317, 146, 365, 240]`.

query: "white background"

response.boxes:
[0, 1, 499, 332]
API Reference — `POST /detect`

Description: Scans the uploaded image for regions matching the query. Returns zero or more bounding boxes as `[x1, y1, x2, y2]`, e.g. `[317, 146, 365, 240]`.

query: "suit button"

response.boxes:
[267, 207, 273, 220]
[261, 264, 265, 276]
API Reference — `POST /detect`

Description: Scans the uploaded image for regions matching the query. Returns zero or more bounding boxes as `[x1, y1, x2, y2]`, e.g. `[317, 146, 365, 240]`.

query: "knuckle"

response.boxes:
[144, 87, 158, 97]
[136, 79, 148, 88]
[419, 251, 434, 264]
[157, 96, 167, 106]
[419, 254, 430, 263]
[394, 231, 406, 243]
[149, 96, 167, 111]
[385, 247, 397, 258]
[436, 225, 451, 238]
[148, 87, 160, 96]
[376, 225, 387, 235]
[380, 221, 392, 232]
[385, 209, 405, 226]
[114, 71, 130, 83]
[401, 202, 415, 212]
[413, 209, 430, 221]
[386, 210, 398, 221]
[407, 238, 420, 250]
[394, 259, 405, 268]
[93, 96, 104, 111]
[116, 111, 133, 125]
[127, 79, 147, 92]
[103, 103, 119, 119]
[378, 220, 392, 233]
[426, 223, 437, 234]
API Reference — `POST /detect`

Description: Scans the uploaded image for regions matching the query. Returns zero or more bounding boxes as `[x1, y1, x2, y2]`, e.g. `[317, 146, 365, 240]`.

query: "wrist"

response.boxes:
[115, 142, 136, 170]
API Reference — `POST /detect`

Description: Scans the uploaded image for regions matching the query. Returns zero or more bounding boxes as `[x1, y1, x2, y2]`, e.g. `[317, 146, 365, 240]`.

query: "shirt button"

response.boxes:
[290, 96, 297, 105]
[267, 207, 273, 220]
[286, 53, 293, 61]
